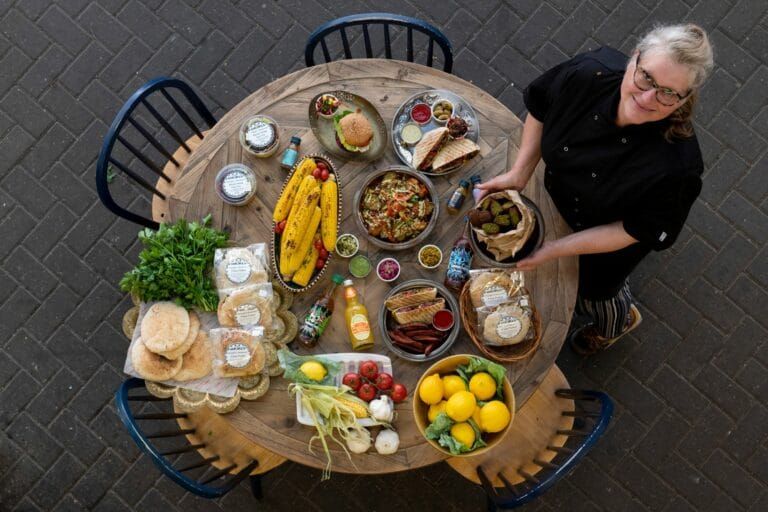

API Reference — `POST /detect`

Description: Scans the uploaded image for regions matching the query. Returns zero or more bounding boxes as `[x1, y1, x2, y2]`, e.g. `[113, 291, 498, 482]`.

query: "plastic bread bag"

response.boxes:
[468, 268, 525, 310]
[476, 293, 534, 347]
[209, 326, 267, 378]
[214, 243, 270, 296]
[217, 283, 275, 329]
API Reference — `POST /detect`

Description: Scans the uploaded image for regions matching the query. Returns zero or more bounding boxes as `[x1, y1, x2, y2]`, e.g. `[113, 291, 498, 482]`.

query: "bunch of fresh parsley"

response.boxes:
[120, 215, 229, 311]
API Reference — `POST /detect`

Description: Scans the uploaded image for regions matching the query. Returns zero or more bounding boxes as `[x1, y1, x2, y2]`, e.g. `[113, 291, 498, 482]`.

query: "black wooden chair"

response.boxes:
[115, 378, 284, 499]
[96, 77, 216, 230]
[305, 13, 453, 72]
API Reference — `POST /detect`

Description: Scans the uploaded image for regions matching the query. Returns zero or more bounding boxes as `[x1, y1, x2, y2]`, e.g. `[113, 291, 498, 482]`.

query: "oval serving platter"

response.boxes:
[308, 90, 388, 161]
[271, 153, 342, 293]
[391, 89, 480, 176]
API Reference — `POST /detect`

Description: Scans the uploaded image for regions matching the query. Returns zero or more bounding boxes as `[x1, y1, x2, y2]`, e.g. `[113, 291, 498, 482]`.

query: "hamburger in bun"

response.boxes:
[431, 138, 480, 173]
[334, 110, 373, 153]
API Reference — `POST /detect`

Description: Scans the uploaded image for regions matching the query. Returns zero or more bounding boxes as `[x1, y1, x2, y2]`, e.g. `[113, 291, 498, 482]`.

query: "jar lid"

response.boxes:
[290, 136, 301, 144]
[243, 117, 277, 151]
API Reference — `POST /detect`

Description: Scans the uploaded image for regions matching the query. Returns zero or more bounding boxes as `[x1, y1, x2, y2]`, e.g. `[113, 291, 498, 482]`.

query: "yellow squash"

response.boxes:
[273, 158, 315, 222]
[320, 174, 338, 252]
[292, 244, 319, 287]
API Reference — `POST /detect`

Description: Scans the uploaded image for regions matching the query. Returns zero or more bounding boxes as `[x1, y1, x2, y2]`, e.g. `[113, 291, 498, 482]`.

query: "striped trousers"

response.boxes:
[575, 280, 634, 339]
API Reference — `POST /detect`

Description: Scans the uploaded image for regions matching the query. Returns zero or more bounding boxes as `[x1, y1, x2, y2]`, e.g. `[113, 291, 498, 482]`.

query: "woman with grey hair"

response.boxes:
[476, 24, 714, 355]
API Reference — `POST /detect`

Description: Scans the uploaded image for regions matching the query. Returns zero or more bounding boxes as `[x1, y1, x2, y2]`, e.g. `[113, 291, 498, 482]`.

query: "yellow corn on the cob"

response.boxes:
[292, 245, 318, 287]
[281, 181, 320, 271]
[336, 395, 369, 419]
[320, 174, 338, 252]
[286, 207, 321, 276]
[287, 174, 318, 224]
[272, 158, 315, 222]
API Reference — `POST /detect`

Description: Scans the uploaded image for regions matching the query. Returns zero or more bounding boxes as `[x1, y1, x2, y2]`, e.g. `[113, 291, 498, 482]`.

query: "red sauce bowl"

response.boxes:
[410, 103, 432, 125]
[432, 309, 455, 331]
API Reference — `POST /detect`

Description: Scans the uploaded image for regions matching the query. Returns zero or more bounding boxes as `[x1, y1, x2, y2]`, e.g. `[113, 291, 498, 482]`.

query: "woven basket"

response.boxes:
[459, 284, 541, 363]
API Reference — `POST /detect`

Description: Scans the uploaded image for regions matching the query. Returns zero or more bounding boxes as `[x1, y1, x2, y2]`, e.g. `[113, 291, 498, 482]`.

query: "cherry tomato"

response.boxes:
[375, 372, 394, 391]
[315, 258, 325, 270]
[274, 220, 286, 233]
[320, 169, 330, 181]
[312, 167, 322, 179]
[358, 361, 379, 381]
[316, 161, 327, 170]
[390, 383, 408, 403]
[318, 247, 329, 260]
[357, 383, 377, 402]
[342, 372, 362, 391]
[314, 239, 324, 250]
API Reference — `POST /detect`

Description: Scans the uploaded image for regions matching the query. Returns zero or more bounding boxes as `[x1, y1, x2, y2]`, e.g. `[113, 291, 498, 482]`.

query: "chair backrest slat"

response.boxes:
[362, 24, 373, 57]
[141, 99, 190, 152]
[161, 443, 206, 456]
[305, 13, 453, 73]
[109, 157, 166, 200]
[161, 89, 203, 139]
[147, 428, 196, 439]
[135, 412, 187, 420]
[201, 464, 238, 485]
[116, 134, 169, 181]
[178, 456, 220, 473]
[127, 117, 179, 166]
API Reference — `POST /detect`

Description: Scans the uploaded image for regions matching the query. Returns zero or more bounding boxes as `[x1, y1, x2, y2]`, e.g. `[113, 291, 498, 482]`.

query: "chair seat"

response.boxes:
[176, 404, 286, 476]
[447, 365, 574, 486]
[151, 132, 207, 224]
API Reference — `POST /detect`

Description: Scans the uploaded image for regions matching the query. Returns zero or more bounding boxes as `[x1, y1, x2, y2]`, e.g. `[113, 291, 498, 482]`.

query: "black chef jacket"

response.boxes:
[523, 47, 703, 300]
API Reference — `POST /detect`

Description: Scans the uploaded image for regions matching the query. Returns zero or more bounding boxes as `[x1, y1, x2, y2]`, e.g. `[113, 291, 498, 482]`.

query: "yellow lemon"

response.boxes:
[480, 400, 511, 433]
[419, 374, 444, 405]
[428, 400, 448, 423]
[445, 391, 477, 422]
[299, 361, 326, 381]
[471, 405, 483, 431]
[442, 374, 467, 399]
[469, 372, 496, 401]
[450, 422, 476, 448]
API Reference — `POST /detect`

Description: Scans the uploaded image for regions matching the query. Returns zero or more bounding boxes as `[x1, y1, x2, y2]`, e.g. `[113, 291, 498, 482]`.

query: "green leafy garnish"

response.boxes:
[119, 215, 228, 311]
[426, 413, 487, 455]
[456, 356, 507, 400]
[425, 412, 453, 440]
[278, 349, 341, 386]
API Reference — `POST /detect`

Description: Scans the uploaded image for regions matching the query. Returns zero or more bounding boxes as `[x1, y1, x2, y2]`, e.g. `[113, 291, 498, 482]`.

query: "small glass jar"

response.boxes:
[215, 163, 257, 206]
[239, 115, 280, 157]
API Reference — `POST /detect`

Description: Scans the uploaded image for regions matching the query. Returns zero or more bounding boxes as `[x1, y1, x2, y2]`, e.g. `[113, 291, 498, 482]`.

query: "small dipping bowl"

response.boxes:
[432, 309, 455, 331]
[431, 99, 454, 124]
[349, 254, 372, 278]
[410, 102, 432, 125]
[418, 244, 443, 270]
[400, 122, 423, 146]
[315, 94, 340, 119]
[376, 257, 401, 282]
[335, 233, 359, 258]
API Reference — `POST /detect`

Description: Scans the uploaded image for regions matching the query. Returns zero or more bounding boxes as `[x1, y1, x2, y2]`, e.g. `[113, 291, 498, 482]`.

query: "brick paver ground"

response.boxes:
[1, 1, 766, 510]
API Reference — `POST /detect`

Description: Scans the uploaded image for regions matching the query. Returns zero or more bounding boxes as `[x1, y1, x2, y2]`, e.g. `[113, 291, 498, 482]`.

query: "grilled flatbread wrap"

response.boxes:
[384, 287, 438, 311]
[392, 298, 445, 324]
[431, 138, 480, 173]
[412, 127, 449, 170]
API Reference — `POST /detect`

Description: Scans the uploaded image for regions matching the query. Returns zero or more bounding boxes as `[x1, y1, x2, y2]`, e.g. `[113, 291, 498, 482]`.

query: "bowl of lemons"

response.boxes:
[412, 354, 515, 457]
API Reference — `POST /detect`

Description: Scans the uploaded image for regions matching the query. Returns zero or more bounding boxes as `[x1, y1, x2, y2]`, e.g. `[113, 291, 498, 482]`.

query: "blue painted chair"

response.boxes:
[447, 366, 614, 510]
[115, 378, 283, 499]
[305, 13, 453, 72]
[96, 77, 216, 230]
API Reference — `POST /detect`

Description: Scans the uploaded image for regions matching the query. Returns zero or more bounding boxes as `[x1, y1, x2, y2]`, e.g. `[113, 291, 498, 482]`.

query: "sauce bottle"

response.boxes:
[342, 279, 375, 351]
[444, 220, 474, 293]
[470, 175, 483, 204]
[280, 136, 301, 171]
[446, 179, 470, 214]
[297, 273, 344, 348]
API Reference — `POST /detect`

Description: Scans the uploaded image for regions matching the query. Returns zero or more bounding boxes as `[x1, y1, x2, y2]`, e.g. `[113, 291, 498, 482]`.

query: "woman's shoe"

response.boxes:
[569, 305, 642, 355]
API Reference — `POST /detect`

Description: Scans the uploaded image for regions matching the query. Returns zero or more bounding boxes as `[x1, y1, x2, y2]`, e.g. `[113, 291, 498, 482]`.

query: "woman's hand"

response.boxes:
[514, 240, 560, 271]
[474, 170, 528, 203]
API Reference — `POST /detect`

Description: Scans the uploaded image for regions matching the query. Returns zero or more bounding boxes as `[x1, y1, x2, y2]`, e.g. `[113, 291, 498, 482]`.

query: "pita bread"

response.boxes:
[218, 286, 273, 328]
[141, 302, 190, 355]
[431, 138, 480, 173]
[173, 329, 212, 381]
[211, 329, 266, 378]
[131, 337, 182, 381]
[214, 246, 269, 291]
[161, 311, 200, 360]
[412, 127, 449, 170]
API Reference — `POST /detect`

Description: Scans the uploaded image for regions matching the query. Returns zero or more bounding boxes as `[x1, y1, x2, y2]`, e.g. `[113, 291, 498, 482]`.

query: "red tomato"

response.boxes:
[317, 161, 327, 170]
[318, 247, 329, 260]
[315, 258, 325, 270]
[342, 372, 362, 391]
[312, 167, 322, 179]
[357, 383, 377, 402]
[275, 220, 286, 233]
[390, 383, 408, 403]
[320, 169, 330, 181]
[358, 361, 379, 381]
[313, 239, 324, 250]
[375, 372, 393, 391]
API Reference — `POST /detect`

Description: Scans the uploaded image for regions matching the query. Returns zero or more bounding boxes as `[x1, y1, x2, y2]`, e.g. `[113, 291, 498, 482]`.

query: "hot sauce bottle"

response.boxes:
[297, 273, 344, 348]
[444, 219, 474, 293]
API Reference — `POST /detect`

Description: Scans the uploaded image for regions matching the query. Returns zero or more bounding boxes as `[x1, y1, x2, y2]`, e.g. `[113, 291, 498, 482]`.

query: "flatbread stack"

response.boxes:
[132, 301, 212, 382]
[472, 190, 535, 261]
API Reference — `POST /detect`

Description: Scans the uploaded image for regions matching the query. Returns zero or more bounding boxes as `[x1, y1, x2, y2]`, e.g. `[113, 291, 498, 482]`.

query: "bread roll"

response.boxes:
[141, 302, 190, 356]
[174, 329, 212, 381]
[131, 337, 182, 381]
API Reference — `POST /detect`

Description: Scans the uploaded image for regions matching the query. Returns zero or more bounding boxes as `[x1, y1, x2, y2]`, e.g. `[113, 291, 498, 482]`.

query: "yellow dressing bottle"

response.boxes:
[342, 279, 374, 351]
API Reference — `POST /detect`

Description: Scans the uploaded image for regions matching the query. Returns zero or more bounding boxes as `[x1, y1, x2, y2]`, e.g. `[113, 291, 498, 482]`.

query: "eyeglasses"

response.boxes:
[633, 53, 690, 106]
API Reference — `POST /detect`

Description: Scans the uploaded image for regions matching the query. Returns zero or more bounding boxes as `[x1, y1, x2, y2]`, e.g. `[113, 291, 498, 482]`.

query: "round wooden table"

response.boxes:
[165, 59, 578, 474]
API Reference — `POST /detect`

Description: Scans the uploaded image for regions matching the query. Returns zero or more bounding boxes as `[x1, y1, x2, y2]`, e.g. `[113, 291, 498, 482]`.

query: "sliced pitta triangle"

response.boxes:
[412, 127, 449, 170]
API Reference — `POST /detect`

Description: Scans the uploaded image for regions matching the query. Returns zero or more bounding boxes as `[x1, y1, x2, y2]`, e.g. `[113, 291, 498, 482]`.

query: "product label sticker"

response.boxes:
[235, 303, 262, 326]
[245, 121, 274, 147]
[350, 314, 371, 341]
[222, 170, 251, 199]
[482, 285, 510, 308]
[225, 257, 252, 284]
[225, 342, 251, 368]
[497, 315, 523, 339]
